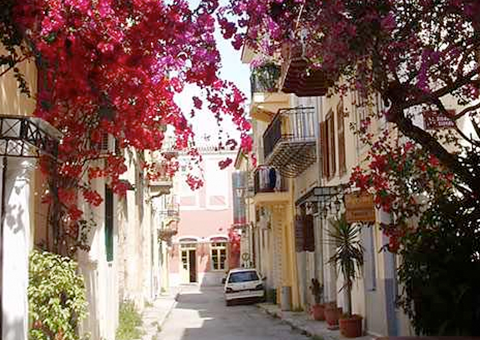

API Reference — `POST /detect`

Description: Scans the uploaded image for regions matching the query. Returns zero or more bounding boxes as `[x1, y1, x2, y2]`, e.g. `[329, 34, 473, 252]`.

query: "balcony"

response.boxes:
[158, 222, 178, 244]
[263, 107, 317, 177]
[160, 203, 180, 219]
[251, 63, 281, 95]
[254, 167, 288, 194]
[253, 166, 289, 206]
[149, 175, 173, 195]
[280, 42, 331, 97]
[250, 64, 290, 122]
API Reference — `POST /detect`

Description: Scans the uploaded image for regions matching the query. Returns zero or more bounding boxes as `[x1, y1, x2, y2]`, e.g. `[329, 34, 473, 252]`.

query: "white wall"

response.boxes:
[1, 158, 36, 340]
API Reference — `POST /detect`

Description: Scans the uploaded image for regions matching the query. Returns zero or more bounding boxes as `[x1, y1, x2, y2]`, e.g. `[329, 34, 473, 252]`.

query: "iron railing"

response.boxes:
[263, 107, 316, 161]
[0, 115, 62, 158]
[250, 63, 281, 95]
[253, 167, 288, 194]
[160, 203, 180, 218]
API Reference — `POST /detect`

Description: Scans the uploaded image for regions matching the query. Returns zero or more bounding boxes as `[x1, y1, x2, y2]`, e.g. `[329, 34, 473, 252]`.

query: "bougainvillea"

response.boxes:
[1, 0, 253, 253]
[350, 131, 455, 252]
[227, 227, 241, 269]
[219, 2, 480, 331]
[220, 0, 480, 192]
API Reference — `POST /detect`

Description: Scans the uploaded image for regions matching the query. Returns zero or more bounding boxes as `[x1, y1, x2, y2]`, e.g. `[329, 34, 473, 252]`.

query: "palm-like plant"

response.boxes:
[328, 213, 364, 317]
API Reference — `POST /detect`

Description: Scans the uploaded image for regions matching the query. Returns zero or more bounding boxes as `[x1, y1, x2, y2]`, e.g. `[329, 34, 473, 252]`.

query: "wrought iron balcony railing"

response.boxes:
[160, 204, 180, 219]
[262, 107, 317, 177]
[250, 63, 281, 95]
[253, 167, 288, 194]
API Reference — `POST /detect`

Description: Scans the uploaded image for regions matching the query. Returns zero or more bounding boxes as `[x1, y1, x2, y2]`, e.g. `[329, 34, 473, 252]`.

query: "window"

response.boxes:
[105, 185, 114, 262]
[179, 173, 198, 208]
[211, 242, 227, 270]
[320, 109, 336, 179]
[205, 159, 228, 210]
[228, 270, 259, 283]
[337, 100, 347, 176]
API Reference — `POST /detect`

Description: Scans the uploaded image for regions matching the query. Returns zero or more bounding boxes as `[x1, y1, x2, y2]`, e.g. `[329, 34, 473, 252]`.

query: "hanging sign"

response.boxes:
[423, 110, 456, 130]
[232, 171, 248, 228]
[345, 193, 375, 224]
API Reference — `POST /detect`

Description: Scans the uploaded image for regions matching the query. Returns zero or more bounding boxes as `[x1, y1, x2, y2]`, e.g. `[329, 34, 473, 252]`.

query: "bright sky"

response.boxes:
[173, 2, 251, 146]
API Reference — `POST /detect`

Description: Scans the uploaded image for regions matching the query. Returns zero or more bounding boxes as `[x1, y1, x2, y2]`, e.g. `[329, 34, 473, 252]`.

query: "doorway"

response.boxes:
[180, 243, 197, 283]
[188, 249, 196, 283]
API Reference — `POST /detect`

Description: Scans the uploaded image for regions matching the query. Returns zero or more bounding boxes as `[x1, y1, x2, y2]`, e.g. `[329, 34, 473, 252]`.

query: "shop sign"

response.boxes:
[232, 171, 247, 227]
[345, 193, 375, 224]
[423, 110, 456, 130]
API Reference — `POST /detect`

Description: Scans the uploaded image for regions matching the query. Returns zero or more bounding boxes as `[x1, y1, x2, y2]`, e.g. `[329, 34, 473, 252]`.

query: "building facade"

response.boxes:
[169, 147, 236, 287]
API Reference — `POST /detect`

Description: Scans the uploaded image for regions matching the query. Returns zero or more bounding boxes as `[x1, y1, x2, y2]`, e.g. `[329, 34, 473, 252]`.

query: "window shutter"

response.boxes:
[328, 112, 336, 178]
[320, 121, 329, 178]
[337, 101, 346, 176]
[303, 215, 315, 252]
[105, 186, 114, 262]
[295, 215, 305, 252]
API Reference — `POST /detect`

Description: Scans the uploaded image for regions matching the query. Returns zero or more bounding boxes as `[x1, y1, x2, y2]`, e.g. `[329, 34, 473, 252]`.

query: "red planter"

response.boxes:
[311, 304, 325, 321]
[339, 315, 363, 338]
[324, 304, 342, 330]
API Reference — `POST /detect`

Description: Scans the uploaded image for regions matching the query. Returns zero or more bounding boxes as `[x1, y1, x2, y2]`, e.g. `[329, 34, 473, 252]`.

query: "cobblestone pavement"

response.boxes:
[158, 286, 310, 340]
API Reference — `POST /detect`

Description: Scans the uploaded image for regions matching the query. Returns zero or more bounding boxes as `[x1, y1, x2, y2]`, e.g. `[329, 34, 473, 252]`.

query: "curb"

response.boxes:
[257, 304, 337, 340]
[258, 304, 374, 340]
[158, 291, 181, 328]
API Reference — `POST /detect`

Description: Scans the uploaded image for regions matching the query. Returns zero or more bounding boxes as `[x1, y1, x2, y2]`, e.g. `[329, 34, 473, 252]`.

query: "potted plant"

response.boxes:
[324, 301, 343, 330]
[309, 278, 325, 320]
[328, 213, 364, 337]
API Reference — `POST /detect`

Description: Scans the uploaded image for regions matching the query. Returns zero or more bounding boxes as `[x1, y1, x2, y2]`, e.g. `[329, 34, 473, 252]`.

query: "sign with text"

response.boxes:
[345, 193, 375, 224]
[423, 110, 456, 130]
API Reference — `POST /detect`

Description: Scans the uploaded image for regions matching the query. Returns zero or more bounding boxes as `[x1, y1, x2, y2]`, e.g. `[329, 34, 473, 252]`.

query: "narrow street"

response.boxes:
[159, 286, 309, 340]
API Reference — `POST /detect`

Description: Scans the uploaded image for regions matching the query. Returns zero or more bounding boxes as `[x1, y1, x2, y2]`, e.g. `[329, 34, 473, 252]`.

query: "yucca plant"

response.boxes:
[328, 213, 364, 317]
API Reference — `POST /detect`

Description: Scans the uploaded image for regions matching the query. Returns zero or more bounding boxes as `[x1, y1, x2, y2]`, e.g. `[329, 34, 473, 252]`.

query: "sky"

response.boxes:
[173, 2, 251, 146]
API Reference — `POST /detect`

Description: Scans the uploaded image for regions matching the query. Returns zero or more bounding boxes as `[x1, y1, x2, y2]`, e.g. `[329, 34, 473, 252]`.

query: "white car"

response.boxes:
[223, 268, 265, 306]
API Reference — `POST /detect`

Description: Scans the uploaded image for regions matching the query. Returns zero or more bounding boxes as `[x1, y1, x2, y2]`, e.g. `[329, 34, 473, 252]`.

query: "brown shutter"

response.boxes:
[320, 121, 329, 178]
[303, 215, 315, 252]
[295, 215, 305, 252]
[337, 101, 346, 176]
[328, 112, 336, 178]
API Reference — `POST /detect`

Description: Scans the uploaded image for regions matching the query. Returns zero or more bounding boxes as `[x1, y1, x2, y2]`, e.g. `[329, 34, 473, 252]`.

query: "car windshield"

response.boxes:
[228, 271, 259, 283]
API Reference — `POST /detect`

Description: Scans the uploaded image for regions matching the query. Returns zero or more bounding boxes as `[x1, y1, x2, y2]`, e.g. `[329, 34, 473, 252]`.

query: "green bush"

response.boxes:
[29, 250, 88, 340]
[116, 300, 144, 340]
[398, 196, 480, 335]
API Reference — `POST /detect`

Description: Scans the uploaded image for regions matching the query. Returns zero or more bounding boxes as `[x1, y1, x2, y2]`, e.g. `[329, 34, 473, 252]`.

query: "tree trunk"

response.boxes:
[394, 112, 479, 195]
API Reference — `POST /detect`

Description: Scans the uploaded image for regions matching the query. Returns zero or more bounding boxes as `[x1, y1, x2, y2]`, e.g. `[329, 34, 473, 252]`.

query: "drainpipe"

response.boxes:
[0, 157, 6, 338]
[315, 97, 327, 295]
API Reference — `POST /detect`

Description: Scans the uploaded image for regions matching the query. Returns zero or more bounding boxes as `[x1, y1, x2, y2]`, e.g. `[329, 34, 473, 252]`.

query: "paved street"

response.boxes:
[159, 286, 310, 340]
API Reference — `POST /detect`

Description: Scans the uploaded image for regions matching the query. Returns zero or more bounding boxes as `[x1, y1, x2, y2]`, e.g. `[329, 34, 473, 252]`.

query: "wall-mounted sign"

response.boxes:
[345, 193, 375, 224]
[423, 110, 456, 130]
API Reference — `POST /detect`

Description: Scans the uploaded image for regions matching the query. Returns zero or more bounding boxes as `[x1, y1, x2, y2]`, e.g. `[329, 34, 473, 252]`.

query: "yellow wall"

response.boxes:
[0, 46, 37, 117]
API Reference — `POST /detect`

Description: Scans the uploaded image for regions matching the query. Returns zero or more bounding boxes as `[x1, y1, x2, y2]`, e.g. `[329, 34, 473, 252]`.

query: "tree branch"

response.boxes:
[400, 66, 480, 110]
[452, 102, 480, 120]
[394, 112, 477, 193]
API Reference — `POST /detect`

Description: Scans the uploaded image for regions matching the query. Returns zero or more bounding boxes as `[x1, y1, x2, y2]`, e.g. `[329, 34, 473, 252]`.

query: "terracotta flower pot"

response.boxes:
[339, 314, 363, 338]
[311, 304, 325, 321]
[324, 304, 342, 329]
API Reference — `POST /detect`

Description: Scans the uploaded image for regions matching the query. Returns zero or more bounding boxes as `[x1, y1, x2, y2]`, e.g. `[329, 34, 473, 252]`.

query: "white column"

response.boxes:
[2, 157, 35, 340]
